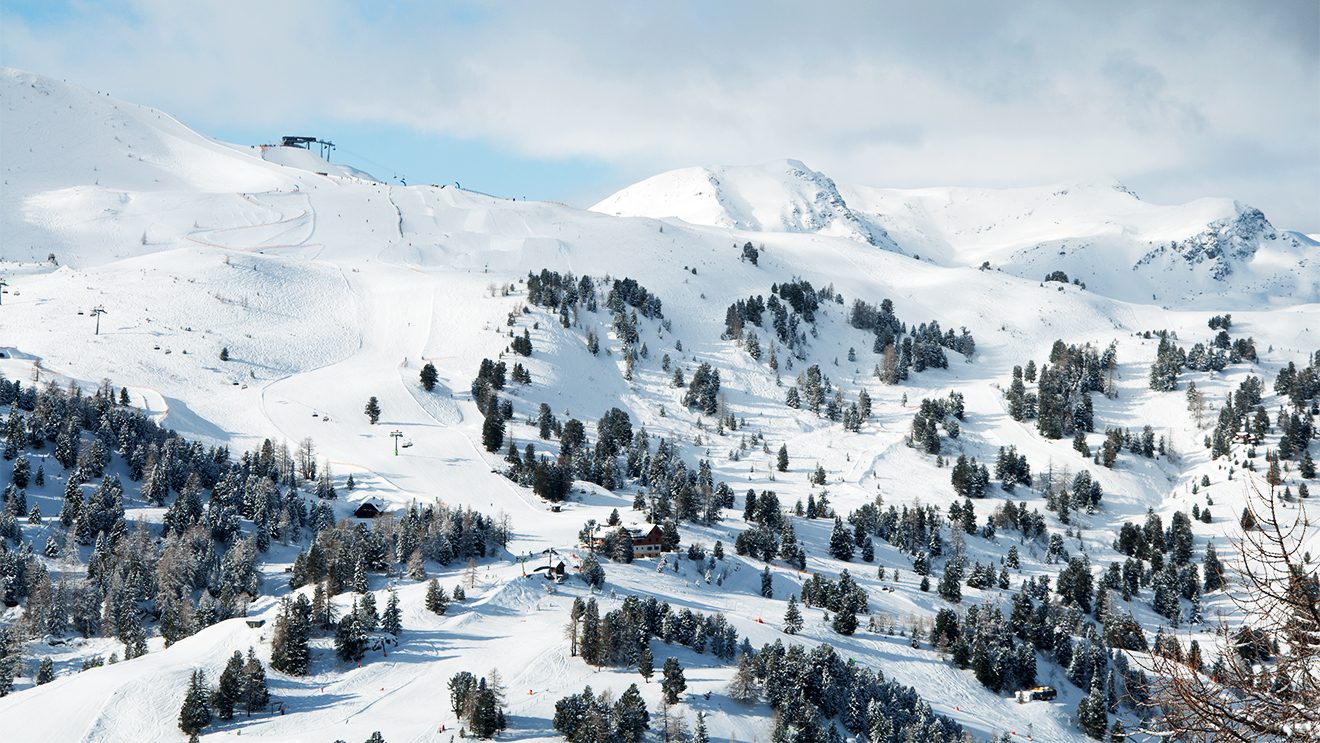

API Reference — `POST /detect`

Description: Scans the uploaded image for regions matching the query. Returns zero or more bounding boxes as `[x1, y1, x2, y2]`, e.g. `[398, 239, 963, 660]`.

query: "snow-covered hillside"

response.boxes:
[242, 144, 379, 183]
[591, 159, 896, 249]
[0, 68, 1317, 743]
[594, 160, 1319, 307]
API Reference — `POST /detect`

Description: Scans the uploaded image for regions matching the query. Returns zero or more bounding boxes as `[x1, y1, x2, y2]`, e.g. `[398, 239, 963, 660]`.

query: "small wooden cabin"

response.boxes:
[354, 501, 383, 519]
[590, 523, 664, 558]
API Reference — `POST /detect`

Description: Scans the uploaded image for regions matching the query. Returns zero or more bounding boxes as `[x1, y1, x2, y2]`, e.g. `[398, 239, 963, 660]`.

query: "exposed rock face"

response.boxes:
[1136, 205, 1276, 279]
[775, 160, 893, 248]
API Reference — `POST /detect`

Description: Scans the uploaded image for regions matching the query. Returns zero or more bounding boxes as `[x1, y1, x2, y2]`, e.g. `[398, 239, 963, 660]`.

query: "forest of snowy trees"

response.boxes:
[0, 261, 1315, 742]
[0, 373, 505, 702]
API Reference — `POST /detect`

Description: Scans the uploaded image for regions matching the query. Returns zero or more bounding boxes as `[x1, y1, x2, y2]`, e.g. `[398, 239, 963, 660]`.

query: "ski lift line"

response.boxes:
[334, 145, 410, 183]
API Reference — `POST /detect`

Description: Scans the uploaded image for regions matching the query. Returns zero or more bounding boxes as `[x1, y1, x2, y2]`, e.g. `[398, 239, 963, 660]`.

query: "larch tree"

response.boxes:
[1141, 478, 1320, 741]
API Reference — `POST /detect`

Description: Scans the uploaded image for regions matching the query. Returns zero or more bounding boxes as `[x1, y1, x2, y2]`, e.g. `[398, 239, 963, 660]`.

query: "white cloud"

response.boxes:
[3, 0, 1316, 228]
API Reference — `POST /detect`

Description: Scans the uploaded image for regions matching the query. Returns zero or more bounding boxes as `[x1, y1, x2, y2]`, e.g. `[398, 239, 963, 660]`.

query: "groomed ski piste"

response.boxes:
[1, 67, 1317, 742]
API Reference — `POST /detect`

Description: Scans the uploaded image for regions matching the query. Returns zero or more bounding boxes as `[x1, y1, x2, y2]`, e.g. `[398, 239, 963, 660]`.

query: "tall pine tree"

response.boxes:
[661, 657, 686, 704]
[212, 651, 244, 720]
[178, 669, 212, 736]
[784, 595, 803, 634]
[383, 589, 402, 636]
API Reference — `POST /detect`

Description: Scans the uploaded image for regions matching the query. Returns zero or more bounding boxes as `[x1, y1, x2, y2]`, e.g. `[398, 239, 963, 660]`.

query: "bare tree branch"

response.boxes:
[1137, 476, 1320, 742]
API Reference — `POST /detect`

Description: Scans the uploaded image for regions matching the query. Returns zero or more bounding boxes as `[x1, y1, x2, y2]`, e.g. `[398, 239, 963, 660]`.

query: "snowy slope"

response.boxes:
[241, 143, 380, 182]
[591, 159, 896, 248]
[1, 68, 1318, 743]
[0, 68, 378, 267]
[594, 161, 1318, 307]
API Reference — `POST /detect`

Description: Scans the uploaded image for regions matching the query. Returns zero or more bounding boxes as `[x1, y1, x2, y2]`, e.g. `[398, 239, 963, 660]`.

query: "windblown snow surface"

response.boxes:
[594, 160, 1318, 307]
[1, 67, 1317, 742]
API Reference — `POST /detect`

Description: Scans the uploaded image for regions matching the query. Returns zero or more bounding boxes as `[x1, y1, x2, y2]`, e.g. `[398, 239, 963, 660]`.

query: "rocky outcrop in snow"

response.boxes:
[1135, 205, 1275, 279]
[593, 159, 896, 249]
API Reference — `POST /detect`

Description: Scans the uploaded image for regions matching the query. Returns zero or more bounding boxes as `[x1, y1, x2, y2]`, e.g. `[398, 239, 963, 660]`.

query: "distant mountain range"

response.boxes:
[594, 158, 1317, 305]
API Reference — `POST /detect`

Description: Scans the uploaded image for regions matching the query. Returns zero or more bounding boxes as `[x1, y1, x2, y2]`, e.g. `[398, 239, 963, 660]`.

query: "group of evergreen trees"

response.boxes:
[947, 498, 985, 538]
[0, 375, 394, 681]
[447, 670, 508, 738]
[726, 283, 976, 389]
[567, 596, 740, 670]
[729, 639, 965, 741]
[1277, 409, 1317, 461]
[1207, 375, 1268, 459]
[1043, 270, 1086, 289]
[827, 515, 866, 562]
[1149, 326, 1259, 394]
[481, 398, 507, 454]
[987, 499, 1048, 542]
[212, 648, 270, 719]
[525, 269, 597, 314]
[949, 455, 991, 498]
[270, 594, 313, 675]
[530, 271, 668, 371]
[682, 363, 721, 415]
[1273, 352, 1320, 408]
[470, 358, 509, 410]
[552, 682, 650, 743]
[333, 589, 402, 663]
[783, 364, 872, 431]
[723, 279, 830, 357]
[799, 569, 868, 634]
[738, 488, 839, 568]
[847, 497, 943, 558]
[735, 518, 805, 569]
[932, 602, 1038, 692]
[851, 298, 976, 371]
[909, 392, 964, 454]
[510, 329, 534, 357]
[290, 500, 503, 594]
[1149, 333, 1185, 392]
[1038, 469, 1103, 524]
[516, 272, 665, 379]
[504, 406, 732, 527]
[469, 357, 525, 455]
[1007, 340, 1115, 440]
[177, 648, 271, 737]
[1112, 508, 1200, 599]
[992, 446, 1032, 491]
[926, 574, 1143, 738]
[605, 277, 665, 320]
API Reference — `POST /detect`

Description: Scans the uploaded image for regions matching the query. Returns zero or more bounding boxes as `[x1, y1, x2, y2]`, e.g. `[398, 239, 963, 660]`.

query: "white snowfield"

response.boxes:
[0, 66, 1317, 742]
[593, 159, 1319, 307]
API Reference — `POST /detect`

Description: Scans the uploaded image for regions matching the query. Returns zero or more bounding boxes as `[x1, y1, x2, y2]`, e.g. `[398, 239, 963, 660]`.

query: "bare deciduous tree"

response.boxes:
[1140, 477, 1319, 742]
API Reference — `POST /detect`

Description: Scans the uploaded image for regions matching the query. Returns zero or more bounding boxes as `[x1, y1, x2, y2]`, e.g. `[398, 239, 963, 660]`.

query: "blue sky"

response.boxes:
[2, 1, 1317, 227]
[0, 1, 631, 203]
[189, 119, 623, 205]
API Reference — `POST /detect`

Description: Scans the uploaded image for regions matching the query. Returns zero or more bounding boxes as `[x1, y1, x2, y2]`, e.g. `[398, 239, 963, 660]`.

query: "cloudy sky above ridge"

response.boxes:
[3, 0, 1317, 229]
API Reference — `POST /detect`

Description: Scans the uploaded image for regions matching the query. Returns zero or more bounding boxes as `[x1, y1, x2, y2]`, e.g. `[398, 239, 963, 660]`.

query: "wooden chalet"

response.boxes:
[353, 500, 385, 519]
[591, 523, 664, 558]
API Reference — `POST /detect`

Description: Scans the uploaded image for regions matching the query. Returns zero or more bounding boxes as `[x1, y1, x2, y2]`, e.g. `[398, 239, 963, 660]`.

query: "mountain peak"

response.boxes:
[595, 161, 1313, 304]
[592, 159, 893, 248]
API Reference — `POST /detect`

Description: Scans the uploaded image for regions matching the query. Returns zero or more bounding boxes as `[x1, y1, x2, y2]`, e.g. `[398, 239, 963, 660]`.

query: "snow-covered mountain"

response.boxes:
[1, 68, 1317, 743]
[592, 159, 897, 249]
[595, 160, 1318, 306]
